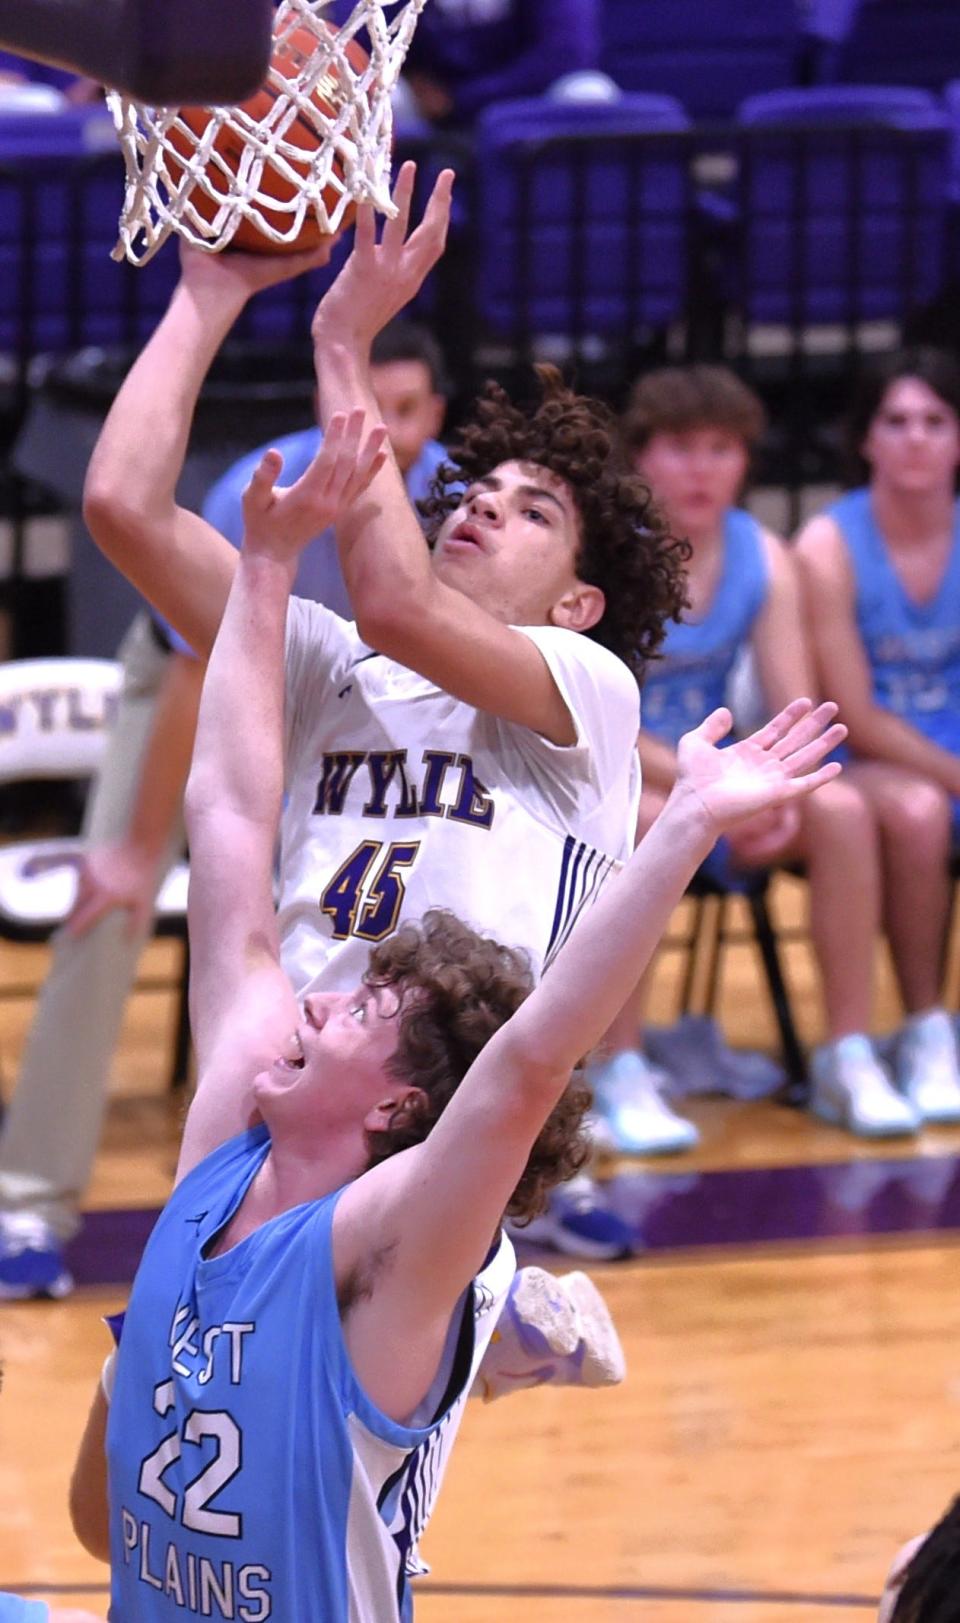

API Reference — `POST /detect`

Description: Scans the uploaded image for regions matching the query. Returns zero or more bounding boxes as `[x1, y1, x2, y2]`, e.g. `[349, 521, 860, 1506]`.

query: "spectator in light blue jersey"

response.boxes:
[590, 364, 945, 1152]
[202, 320, 449, 620]
[797, 348, 960, 1139]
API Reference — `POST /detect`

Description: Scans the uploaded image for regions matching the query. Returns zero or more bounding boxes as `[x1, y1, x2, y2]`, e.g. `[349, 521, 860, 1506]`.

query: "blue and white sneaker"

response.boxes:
[647, 1014, 785, 1100]
[589, 1049, 700, 1156]
[810, 1034, 919, 1138]
[896, 1009, 960, 1124]
[512, 1174, 634, 1260]
[473, 1266, 626, 1402]
[0, 1213, 73, 1300]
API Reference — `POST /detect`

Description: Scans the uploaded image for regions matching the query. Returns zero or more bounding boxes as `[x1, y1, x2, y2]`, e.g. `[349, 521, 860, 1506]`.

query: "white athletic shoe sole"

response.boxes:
[510, 1266, 626, 1385]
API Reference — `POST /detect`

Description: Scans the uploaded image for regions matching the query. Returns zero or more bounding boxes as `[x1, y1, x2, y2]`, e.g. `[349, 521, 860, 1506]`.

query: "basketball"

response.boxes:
[167, 20, 369, 254]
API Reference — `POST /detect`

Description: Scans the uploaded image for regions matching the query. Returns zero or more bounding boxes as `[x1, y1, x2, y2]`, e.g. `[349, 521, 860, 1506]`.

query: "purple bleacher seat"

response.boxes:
[740, 84, 948, 126]
[474, 93, 692, 341]
[600, 0, 800, 121]
[944, 80, 960, 203]
[731, 86, 951, 325]
[0, 109, 342, 360]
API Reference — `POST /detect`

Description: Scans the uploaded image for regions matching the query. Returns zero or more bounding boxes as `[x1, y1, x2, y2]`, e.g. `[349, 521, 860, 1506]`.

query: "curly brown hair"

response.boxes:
[361, 910, 590, 1222]
[421, 364, 690, 681]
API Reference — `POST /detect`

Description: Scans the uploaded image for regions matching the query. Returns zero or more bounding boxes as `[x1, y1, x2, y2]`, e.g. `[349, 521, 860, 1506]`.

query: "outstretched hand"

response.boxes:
[675, 699, 846, 832]
[241, 409, 388, 561]
[310, 162, 454, 352]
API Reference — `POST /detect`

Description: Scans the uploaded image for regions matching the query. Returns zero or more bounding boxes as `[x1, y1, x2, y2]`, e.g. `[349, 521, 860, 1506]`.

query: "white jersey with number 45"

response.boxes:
[279, 597, 641, 996]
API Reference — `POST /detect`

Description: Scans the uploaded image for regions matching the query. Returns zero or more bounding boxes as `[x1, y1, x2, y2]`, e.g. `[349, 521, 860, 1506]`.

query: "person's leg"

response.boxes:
[844, 762, 953, 1012]
[0, 615, 182, 1281]
[851, 762, 960, 1123]
[731, 776, 916, 1136]
[586, 789, 699, 1155]
[789, 777, 881, 1039]
[843, 761, 960, 1123]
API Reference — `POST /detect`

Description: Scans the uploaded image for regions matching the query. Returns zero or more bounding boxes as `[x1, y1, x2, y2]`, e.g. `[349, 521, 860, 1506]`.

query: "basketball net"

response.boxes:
[107, 0, 430, 266]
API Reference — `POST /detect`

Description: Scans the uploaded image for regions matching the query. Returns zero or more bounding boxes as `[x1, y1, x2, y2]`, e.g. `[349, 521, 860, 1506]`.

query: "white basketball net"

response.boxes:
[107, 0, 430, 266]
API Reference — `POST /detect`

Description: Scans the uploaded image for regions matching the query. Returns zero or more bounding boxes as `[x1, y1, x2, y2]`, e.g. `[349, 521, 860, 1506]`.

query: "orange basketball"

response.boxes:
[168, 21, 368, 254]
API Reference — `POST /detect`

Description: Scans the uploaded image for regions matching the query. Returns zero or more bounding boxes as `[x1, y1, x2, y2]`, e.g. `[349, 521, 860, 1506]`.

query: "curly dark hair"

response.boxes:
[361, 910, 590, 1222]
[886, 1497, 960, 1622]
[420, 364, 690, 681]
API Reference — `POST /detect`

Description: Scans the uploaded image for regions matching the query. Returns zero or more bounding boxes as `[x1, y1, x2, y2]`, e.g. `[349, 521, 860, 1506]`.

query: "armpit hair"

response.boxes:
[336, 1236, 399, 1317]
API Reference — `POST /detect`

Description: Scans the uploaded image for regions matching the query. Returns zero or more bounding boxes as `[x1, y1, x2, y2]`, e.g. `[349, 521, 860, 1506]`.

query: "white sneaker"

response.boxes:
[472, 1266, 626, 1402]
[810, 1034, 919, 1138]
[897, 1009, 960, 1123]
[588, 1050, 700, 1156]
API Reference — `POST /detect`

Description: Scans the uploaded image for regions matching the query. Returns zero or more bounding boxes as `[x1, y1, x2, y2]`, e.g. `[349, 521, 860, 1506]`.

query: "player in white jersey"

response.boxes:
[71, 406, 844, 1618]
[83, 164, 689, 1261]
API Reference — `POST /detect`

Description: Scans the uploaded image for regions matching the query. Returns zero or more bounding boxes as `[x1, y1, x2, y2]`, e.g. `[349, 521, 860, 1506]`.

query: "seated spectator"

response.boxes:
[796, 348, 960, 1132]
[203, 319, 449, 614]
[396, 0, 601, 129]
[590, 363, 945, 1154]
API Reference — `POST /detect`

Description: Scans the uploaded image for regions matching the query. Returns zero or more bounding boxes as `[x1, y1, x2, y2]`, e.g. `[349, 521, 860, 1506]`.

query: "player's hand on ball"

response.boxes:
[240, 409, 388, 560]
[178, 237, 340, 308]
[674, 700, 846, 834]
[311, 161, 454, 350]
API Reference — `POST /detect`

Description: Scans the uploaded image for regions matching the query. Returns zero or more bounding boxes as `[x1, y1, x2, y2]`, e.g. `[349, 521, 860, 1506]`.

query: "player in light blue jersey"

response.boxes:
[593, 365, 929, 1146]
[71, 401, 844, 1622]
[797, 348, 960, 1130]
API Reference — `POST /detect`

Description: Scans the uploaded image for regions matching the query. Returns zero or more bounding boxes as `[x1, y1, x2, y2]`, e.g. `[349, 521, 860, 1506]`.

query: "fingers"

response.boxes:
[404, 166, 454, 267]
[66, 888, 111, 939]
[354, 201, 377, 257]
[769, 700, 840, 761]
[381, 160, 416, 252]
[779, 721, 848, 777]
[692, 706, 734, 746]
[781, 760, 844, 798]
[748, 697, 814, 752]
[243, 449, 284, 512]
[126, 896, 152, 941]
[299, 410, 389, 508]
[382, 163, 453, 272]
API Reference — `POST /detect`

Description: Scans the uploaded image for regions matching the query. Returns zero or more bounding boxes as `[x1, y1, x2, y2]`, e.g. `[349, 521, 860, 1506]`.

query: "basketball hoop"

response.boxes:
[108, 0, 430, 267]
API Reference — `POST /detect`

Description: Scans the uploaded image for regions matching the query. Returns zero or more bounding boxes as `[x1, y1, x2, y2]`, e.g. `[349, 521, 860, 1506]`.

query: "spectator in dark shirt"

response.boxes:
[399, 0, 601, 128]
[0, 48, 100, 103]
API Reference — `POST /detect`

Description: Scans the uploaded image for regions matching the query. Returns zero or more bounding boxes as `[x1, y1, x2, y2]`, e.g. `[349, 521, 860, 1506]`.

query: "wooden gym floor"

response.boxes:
[3, 873, 960, 1620]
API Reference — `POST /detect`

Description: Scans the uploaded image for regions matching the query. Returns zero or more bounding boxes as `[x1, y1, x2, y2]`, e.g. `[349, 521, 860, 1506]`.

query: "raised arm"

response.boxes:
[796, 514, 960, 796]
[336, 699, 846, 1411]
[311, 164, 585, 746]
[177, 414, 388, 1181]
[83, 242, 335, 659]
